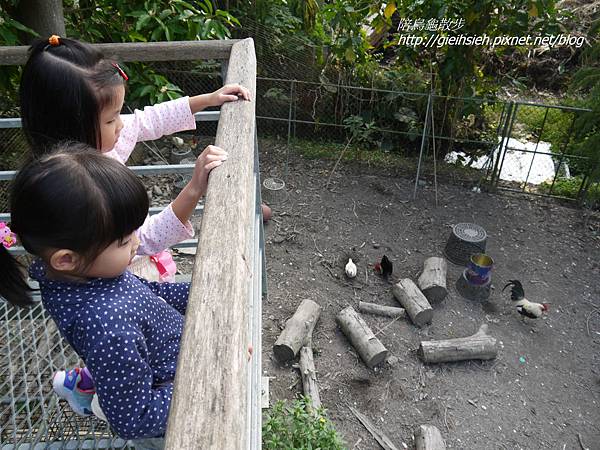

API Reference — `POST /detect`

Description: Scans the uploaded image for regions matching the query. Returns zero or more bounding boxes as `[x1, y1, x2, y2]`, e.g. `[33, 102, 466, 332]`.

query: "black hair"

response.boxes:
[19, 37, 126, 155]
[0, 142, 149, 307]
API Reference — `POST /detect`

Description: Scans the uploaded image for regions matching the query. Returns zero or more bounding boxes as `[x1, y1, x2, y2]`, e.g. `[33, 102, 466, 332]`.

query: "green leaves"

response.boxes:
[263, 397, 344, 450]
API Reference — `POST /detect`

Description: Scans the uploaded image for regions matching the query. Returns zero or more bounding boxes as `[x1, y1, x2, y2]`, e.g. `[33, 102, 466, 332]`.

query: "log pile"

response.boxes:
[267, 252, 500, 449]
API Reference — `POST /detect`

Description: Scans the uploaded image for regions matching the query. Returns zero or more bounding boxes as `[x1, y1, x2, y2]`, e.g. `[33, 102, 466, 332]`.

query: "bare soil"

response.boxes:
[259, 139, 600, 449]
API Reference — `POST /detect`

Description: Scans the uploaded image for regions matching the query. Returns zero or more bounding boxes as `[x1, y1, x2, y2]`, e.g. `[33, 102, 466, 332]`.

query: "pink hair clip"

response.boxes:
[0, 222, 16, 249]
[112, 63, 129, 81]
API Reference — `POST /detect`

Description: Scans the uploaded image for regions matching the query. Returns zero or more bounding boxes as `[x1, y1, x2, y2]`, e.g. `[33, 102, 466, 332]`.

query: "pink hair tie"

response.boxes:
[0, 222, 16, 249]
[112, 63, 129, 81]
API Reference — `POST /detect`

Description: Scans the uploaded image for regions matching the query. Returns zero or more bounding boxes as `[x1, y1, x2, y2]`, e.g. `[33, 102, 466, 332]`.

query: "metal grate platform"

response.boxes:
[1, 300, 131, 449]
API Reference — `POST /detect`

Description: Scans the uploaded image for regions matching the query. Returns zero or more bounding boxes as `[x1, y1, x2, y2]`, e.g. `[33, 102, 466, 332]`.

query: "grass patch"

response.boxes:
[262, 397, 345, 450]
[290, 137, 483, 185]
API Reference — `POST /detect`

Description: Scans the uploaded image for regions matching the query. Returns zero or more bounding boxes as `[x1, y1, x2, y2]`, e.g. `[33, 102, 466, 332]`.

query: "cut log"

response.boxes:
[392, 279, 433, 327]
[273, 299, 321, 362]
[417, 257, 448, 304]
[418, 324, 498, 364]
[358, 301, 405, 318]
[299, 347, 321, 411]
[414, 425, 446, 450]
[336, 306, 388, 368]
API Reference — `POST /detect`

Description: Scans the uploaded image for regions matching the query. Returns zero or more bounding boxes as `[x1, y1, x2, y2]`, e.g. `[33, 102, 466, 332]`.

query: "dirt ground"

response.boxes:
[257, 139, 600, 449]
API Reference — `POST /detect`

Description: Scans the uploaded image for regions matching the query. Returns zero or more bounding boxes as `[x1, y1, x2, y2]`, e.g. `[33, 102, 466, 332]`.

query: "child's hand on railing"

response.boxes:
[190, 145, 228, 198]
[189, 84, 251, 113]
[209, 84, 251, 106]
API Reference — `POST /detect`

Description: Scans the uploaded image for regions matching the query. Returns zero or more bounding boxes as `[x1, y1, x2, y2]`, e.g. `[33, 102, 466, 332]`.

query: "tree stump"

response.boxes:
[392, 279, 433, 327]
[273, 299, 321, 362]
[299, 347, 321, 411]
[336, 306, 388, 368]
[415, 425, 446, 450]
[417, 257, 448, 304]
[418, 324, 498, 364]
[358, 301, 405, 318]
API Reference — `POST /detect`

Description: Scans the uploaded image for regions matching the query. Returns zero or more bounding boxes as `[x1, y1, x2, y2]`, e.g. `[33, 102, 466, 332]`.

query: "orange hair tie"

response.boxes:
[48, 35, 60, 46]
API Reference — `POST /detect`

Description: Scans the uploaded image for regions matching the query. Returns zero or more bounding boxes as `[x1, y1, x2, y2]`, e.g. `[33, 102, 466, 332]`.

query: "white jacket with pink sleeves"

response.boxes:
[105, 96, 197, 256]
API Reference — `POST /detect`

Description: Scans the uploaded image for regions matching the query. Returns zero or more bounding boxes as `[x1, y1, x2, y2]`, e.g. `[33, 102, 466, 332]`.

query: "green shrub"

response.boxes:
[539, 176, 600, 204]
[262, 397, 345, 450]
[516, 105, 575, 151]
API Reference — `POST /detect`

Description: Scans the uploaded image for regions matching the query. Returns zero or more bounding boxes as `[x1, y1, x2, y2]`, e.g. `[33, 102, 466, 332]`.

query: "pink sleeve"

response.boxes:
[111, 96, 197, 164]
[135, 204, 194, 256]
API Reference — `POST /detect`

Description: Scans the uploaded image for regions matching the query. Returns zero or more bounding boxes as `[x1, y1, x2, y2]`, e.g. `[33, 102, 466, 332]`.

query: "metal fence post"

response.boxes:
[413, 93, 432, 200]
[285, 79, 295, 182]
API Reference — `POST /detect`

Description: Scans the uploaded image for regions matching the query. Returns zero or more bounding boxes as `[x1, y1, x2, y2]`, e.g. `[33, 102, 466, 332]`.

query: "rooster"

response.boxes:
[374, 255, 393, 279]
[502, 280, 549, 319]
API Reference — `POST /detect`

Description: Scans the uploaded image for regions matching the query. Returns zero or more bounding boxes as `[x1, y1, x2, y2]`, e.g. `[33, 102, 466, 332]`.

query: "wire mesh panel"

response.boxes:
[489, 102, 593, 202]
[0, 300, 132, 449]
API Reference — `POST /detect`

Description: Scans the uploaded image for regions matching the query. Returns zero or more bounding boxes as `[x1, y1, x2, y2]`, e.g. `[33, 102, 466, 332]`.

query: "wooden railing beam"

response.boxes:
[165, 38, 257, 450]
[0, 40, 237, 66]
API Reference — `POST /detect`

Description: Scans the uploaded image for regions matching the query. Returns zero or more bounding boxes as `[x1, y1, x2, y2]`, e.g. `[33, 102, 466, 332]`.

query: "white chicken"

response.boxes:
[502, 280, 550, 319]
[345, 258, 357, 278]
[172, 136, 185, 148]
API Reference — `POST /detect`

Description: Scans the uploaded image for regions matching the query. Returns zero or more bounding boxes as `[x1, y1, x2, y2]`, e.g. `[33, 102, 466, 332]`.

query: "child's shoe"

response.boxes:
[91, 393, 108, 422]
[52, 367, 95, 416]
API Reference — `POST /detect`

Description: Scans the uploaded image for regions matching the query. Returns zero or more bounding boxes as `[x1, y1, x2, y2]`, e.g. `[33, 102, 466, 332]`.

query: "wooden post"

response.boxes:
[299, 347, 321, 411]
[273, 299, 322, 362]
[165, 38, 256, 450]
[417, 257, 448, 304]
[392, 279, 433, 327]
[415, 425, 446, 450]
[418, 324, 498, 364]
[358, 301, 405, 318]
[336, 306, 388, 368]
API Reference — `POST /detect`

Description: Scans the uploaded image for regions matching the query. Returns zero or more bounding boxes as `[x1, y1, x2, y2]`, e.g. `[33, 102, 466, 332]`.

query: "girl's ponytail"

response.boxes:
[0, 246, 33, 307]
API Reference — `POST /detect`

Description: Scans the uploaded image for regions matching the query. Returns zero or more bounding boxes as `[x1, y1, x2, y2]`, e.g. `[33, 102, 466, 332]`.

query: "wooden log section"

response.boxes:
[299, 346, 321, 411]
[418, 324, 498, 364]
[165, 38, 256, 450]
[415, 425, 446, 450]
[392, 279, 433, 327]
[336, 306, 388, 368]
[0, 39, 236, 66]
[358, 301, 405, 318]
[417, 257, 448, 304]
[273, 299, 322, 362]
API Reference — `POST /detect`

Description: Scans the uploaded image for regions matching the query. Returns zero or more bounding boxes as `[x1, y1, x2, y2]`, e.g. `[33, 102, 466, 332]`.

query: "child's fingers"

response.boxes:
[223, 84, 251, 101]
[207, 154, 228, 163]
[204, 160, 224, 171]
[200, 145, 227, 157]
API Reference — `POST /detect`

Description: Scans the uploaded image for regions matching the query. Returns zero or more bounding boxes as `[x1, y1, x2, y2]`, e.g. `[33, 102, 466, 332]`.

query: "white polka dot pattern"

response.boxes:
[30, 260, 190, 439]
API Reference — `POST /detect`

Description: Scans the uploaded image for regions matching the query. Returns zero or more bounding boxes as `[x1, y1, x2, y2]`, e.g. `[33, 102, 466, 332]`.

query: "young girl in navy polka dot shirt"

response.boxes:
[0, 144, 195, 442]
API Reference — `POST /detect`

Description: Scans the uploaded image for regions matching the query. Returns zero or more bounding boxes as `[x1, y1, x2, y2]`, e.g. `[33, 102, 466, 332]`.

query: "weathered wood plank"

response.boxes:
[0, 39, 237, 66]
[164, 38, 256, 450]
